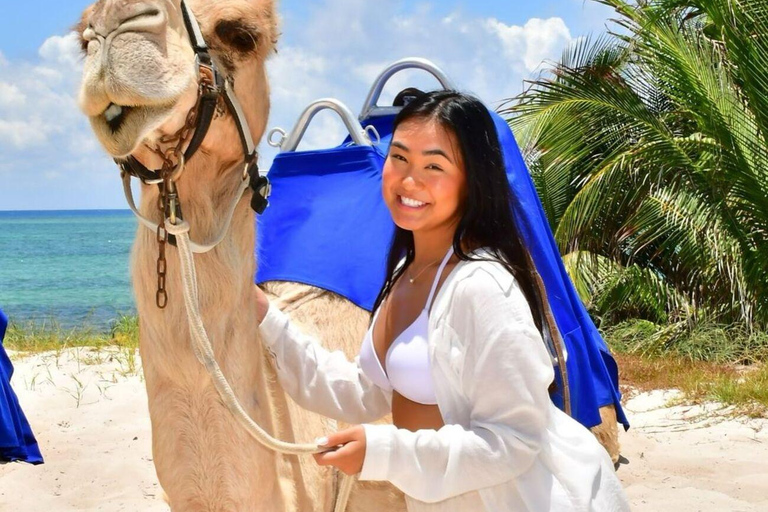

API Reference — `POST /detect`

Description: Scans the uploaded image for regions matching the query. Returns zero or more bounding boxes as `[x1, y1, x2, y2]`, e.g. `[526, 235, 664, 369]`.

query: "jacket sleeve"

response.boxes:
[358, 267, 555, 503]
[258, 303, 391, 424]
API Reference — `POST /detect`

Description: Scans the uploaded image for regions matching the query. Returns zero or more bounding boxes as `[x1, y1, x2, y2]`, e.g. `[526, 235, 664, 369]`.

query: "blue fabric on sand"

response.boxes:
[0, 308, 44, 464]
[255, 109, 628, 430]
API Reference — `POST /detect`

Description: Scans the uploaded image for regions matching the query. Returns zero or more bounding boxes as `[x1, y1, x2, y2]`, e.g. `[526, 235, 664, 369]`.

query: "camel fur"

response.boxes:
[76, 0, 404, 510]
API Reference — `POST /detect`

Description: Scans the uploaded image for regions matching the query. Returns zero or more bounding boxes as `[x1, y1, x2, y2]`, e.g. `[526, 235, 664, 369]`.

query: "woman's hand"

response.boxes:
[255, 284, 269, 325]
[313, 425, 367, 476]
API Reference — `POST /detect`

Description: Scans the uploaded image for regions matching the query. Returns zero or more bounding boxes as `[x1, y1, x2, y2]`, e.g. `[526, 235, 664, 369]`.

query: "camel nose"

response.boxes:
[87, 0, 168, 39]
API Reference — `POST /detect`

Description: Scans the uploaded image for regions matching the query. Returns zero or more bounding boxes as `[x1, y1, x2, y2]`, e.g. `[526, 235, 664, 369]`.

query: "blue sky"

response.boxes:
[0, 0, 616, 210]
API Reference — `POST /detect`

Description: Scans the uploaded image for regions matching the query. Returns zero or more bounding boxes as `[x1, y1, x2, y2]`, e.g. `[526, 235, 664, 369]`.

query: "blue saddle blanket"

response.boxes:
[256, 145, 395, 311]
[1, 308, 44, 464]
[256, 110, 628, 430]
[489, 112, 629, 430]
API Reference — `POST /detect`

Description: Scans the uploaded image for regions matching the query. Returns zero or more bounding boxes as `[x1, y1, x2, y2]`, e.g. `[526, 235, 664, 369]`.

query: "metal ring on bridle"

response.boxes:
[242, 155, 257, 181]
[169, 153, 187, 182]
[142, 176, 164, 186]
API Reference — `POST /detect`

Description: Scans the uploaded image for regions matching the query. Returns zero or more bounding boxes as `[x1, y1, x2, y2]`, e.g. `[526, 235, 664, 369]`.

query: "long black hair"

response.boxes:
[371, 90, 545, 332]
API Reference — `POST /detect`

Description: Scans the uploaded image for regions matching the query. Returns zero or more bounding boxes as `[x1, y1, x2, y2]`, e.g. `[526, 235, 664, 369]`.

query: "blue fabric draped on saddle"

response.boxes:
[488, 112, 629, 430]
[0, 308, 44, 464]
[256, 145, 395, 311]
[255, 109, 628, 430]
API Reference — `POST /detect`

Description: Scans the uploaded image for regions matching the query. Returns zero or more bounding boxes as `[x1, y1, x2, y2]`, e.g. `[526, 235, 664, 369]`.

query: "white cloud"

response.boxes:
[488, 17, 573, 73]
[0, 119, 49, 149]
[261, 0, 577, 166]
[38, 32, 83, 67]
[0, 32, 117, 209]
[0, 33, 85, 152]
[268, 47, 329, 106]
[0, 83, 27, 108]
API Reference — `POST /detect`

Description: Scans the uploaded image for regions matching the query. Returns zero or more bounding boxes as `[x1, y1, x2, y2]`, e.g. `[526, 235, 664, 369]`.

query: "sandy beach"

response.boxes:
[0, 347, 766, 511]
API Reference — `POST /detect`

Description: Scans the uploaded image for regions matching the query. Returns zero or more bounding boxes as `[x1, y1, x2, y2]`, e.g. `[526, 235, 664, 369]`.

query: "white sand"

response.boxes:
[618, 389, 768, 511]
[0, 348, 166, 511]
[0, 348, 766, 511]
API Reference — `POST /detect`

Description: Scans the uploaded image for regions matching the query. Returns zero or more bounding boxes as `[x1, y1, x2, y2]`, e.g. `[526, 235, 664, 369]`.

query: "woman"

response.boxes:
[255, 91, 629, 511]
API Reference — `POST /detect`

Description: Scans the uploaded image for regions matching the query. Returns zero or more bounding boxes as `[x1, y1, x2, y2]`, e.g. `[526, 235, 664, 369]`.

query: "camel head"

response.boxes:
[76, 0, 277, 170]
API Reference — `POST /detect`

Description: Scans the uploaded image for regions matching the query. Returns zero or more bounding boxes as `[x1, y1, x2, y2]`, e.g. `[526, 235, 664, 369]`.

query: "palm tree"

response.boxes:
[505, 0, 768, 331]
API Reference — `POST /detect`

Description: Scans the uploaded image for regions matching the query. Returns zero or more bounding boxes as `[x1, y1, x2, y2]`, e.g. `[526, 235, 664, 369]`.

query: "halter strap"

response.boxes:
[425, 246, 454, 311]
[118, 0, 268, 215]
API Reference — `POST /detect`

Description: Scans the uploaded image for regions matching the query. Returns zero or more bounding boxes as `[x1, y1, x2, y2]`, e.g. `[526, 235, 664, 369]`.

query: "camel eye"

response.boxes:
[214, 19, 259, 54]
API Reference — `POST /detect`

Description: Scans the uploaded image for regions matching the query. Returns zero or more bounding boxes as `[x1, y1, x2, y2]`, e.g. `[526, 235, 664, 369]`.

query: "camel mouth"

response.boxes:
[87, 102, 174, 158]
[103, 103, 133, 133]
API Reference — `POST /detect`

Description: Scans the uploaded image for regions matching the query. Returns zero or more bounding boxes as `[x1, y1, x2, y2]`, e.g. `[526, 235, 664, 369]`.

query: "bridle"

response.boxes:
[117, 0, 271, 307]
[118, 0, 268, 207]
[113, 4, 357, 511]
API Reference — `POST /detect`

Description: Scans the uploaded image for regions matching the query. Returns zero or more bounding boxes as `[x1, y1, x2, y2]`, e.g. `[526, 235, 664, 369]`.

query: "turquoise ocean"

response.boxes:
[0, 210, 137, 331]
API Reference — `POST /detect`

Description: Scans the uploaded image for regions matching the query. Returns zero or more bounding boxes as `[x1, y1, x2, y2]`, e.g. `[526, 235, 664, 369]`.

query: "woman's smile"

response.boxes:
[398, 195, 430, 210]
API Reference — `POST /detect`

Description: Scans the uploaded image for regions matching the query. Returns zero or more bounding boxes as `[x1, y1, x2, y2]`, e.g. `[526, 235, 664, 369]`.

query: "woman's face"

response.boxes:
[382, 118, 467, 236]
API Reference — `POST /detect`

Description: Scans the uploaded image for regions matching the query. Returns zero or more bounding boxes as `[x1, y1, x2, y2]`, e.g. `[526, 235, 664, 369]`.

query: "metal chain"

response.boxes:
[156, 208, 169, 309]
[150, 77, 211, 309]
[151, 85, 204, 175]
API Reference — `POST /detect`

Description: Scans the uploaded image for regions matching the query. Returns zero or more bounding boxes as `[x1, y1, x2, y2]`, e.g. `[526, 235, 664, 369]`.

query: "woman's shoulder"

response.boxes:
[431, 249, 544, 367]
[430, 246, 528, 324]
[453, 247, 520, 298]
[444, 247, 538, 328]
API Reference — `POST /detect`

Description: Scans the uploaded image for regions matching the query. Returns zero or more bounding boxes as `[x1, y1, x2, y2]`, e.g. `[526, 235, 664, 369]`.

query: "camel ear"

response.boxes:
[214, 19, 260, 55]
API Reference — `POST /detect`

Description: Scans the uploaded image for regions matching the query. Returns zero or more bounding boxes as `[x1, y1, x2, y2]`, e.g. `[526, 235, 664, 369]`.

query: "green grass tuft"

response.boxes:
[607, 321, 768, 417]
[5, 315, 139, 354]
[603, 319, 768, 365]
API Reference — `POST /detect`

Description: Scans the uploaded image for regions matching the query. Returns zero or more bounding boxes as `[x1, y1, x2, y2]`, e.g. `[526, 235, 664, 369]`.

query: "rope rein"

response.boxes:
[119, 3, 357, 508]
[165, 219, 357, 512]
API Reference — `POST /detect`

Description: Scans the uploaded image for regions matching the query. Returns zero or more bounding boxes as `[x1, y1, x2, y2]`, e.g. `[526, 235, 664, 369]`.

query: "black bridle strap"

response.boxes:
[118, 80, 220, 183]
[179, 0, 257, 169]
[183, 84, 221, 161]
[120, 1, 260, 190]
[181, 0, 210, 58]
[223, 79, 257, 164]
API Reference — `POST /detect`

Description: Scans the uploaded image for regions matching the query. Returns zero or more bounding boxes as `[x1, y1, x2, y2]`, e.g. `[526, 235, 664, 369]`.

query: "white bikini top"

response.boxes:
[359, 247, 454, 405]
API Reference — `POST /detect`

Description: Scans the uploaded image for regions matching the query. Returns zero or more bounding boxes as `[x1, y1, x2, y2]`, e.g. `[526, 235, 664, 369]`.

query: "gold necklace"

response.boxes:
[407, 256, 443, 284]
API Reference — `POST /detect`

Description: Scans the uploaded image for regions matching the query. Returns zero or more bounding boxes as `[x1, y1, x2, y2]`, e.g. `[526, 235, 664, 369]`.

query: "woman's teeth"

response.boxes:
[400, 196, 426, 208]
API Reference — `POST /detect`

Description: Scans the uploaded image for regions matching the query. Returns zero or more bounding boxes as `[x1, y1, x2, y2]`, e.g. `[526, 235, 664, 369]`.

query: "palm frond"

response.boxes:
[504, 0, 768, 327]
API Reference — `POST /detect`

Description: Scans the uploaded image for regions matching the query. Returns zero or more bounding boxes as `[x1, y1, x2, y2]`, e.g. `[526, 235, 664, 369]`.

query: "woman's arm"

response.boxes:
[257, 291, 392, 424]
[358, 268, 554, 503]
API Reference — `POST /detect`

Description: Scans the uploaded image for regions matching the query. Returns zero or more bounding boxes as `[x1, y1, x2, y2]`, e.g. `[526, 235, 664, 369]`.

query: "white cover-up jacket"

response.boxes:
[258, 249, 630, 511]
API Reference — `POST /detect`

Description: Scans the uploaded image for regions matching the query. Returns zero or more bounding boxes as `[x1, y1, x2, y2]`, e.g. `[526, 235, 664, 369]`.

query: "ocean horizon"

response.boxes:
[0, 209, 137, 331]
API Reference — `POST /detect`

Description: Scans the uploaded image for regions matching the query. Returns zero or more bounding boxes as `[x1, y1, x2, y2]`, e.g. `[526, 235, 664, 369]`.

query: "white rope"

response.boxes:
[121, 172, 250, 254]
[165, 219, 356, 512]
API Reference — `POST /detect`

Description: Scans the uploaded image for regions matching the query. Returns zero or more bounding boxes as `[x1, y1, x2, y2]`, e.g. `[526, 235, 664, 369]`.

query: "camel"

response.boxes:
[75, 0, 621, 510]
[75, 0, 402, 510]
